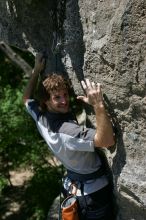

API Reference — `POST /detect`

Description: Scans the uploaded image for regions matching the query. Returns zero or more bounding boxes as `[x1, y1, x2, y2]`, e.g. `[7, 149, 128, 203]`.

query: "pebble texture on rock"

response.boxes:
[0, 0, 146, 219]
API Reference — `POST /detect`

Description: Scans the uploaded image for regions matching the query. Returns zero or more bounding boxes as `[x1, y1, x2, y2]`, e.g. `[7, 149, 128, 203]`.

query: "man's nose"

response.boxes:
[60, 97, 67, 104]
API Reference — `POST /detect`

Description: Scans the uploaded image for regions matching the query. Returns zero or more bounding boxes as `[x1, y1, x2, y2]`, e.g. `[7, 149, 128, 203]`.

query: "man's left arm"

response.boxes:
[77, 79, 115, 148]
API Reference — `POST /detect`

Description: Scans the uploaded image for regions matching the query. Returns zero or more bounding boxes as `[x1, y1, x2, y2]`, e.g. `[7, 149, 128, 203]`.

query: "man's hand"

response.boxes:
[77, 79, 104, 108]
[33, 53, 46, 74]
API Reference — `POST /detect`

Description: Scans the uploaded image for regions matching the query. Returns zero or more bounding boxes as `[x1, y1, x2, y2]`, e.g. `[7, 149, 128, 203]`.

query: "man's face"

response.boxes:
[46, 89, 70, 113]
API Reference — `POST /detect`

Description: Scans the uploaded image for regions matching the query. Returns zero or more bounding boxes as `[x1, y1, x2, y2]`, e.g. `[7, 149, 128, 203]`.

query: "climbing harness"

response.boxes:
[67, 167, 105, 182]
[63, 168, 112, 220]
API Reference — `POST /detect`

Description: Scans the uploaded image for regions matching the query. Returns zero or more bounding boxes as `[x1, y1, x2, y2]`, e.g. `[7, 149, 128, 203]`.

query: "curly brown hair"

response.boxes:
[43, 73, 70, 96]
[36, 73, 70, 111]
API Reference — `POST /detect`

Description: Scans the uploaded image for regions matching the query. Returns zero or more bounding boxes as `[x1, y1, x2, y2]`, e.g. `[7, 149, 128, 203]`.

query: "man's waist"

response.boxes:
[66, 166, 105, 182]
[63, 175, 109, 196]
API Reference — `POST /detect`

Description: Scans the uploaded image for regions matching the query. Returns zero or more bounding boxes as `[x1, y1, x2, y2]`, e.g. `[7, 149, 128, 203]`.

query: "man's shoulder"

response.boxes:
[25, 99, 42, 121]
[25, 98, 37, 106]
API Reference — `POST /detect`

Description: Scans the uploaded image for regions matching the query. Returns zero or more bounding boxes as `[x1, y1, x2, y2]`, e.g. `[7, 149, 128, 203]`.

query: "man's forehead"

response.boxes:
[50, 89, 68, 95]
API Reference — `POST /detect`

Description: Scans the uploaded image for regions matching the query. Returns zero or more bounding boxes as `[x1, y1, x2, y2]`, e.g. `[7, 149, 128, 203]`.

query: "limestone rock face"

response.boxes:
[0, 0, 146, 219]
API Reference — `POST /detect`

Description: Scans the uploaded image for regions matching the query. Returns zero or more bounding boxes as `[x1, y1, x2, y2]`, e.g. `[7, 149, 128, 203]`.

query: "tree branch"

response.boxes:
[0, 41, 32, 77]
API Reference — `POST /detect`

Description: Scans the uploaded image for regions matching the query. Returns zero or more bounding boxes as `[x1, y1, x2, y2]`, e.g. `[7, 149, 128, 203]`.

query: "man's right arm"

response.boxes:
[23, 53, 45, 104]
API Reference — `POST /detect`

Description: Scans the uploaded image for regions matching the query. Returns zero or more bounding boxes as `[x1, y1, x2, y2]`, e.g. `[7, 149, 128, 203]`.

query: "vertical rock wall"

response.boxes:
[79, 1, 146, 219]
[0, 0, 146, 219]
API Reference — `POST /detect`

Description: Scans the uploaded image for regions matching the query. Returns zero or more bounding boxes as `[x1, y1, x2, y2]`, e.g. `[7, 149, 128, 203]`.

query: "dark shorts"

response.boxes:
[77, 184, 116, 220]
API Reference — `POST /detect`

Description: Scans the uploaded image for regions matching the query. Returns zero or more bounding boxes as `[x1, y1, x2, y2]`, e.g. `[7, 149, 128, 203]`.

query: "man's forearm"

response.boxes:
[94, 104, 115, 148]
[23, 69, 40, 103]
[79, 79, 115, 148]
[23, 53, 45, 103]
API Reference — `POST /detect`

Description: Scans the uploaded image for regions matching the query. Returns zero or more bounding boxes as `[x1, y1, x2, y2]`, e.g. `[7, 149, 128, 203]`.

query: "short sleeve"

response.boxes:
[25, 99, 40, 121]
[58, 121, 96, 152]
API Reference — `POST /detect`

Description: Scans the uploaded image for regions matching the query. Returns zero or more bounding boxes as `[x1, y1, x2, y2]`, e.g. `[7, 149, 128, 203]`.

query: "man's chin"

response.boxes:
[61, 109, 69, 113]
[60, 107, 69, 113]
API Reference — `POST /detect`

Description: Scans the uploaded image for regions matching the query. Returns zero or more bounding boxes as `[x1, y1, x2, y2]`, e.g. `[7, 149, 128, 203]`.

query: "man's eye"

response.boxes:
[55, 96, 60, 99]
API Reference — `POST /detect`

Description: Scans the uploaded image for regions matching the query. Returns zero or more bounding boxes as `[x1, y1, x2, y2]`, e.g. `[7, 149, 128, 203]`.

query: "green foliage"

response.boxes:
[0, 175, 9, 195]
[0, 54, 23, 88]
[0, 49, 59, 219]
[25, 166, 60, 220]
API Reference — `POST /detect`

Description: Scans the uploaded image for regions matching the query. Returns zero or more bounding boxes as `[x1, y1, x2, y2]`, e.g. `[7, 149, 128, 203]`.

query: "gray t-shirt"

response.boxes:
[25, 99, 108, 195]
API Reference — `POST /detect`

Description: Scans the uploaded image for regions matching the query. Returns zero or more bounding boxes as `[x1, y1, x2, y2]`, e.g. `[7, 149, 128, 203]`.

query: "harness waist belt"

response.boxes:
[67, 167, 104, 182]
